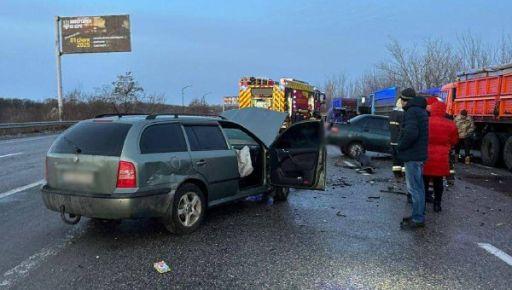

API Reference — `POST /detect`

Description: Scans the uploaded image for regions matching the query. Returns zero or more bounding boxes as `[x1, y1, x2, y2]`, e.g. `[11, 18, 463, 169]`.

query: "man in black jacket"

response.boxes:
[397, 88, 429, 229]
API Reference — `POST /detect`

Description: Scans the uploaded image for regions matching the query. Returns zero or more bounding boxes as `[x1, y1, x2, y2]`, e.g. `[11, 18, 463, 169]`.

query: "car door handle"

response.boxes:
[196, 160, 207, 166]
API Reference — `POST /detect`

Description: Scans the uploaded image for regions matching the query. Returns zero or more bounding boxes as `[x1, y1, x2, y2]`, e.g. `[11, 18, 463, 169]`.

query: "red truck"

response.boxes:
[442, 63, 512, 169]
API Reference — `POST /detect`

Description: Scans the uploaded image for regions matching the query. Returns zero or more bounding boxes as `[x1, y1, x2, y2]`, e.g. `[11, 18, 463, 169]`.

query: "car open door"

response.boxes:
[269, 121, 326, 190]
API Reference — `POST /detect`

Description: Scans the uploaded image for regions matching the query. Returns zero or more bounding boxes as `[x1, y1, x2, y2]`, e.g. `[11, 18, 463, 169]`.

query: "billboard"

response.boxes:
[60, 15, 131, 54]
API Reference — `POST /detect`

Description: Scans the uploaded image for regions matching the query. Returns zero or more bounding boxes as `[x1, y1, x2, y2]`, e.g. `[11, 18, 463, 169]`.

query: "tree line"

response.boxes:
[324, 32, 512, 102]
[0, 72, 222, 123]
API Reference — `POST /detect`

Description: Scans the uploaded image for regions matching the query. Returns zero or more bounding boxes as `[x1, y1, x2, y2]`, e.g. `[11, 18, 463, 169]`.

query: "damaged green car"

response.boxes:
[42, 108, 326, 234]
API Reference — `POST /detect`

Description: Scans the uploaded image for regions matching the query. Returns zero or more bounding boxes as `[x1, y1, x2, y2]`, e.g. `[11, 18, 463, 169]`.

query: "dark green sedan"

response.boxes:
[326, 114, 390, 158]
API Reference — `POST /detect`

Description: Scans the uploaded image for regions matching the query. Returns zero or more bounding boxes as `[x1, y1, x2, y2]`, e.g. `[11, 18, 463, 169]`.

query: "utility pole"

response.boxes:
[55, 16, 63, 121]
[181, 84, 192, 113]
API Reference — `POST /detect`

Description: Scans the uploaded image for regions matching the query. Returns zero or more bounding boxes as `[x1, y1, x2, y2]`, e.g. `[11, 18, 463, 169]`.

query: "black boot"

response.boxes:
[407, 193, 412, 204]
[433, 202, 442, 212]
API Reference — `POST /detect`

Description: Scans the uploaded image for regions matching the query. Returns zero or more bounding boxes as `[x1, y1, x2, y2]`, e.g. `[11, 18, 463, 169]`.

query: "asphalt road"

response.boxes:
[0, 135, 511, 289]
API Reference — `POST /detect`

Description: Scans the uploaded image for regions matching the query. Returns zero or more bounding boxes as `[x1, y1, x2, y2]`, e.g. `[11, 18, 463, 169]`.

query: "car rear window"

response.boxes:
[184, 125, 228, 151]
[50, 122, 132, 156]
[140, 123, 187, 154]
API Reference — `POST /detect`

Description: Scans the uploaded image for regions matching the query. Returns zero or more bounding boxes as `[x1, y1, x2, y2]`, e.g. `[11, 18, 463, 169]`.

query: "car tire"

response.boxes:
[346, 142, 365, 159]
[339, 145, 347, 156]
[162, 183, 206, 235]
[502, 136, 512, 170]
[481, 132, 500, 167]
[273, 187, 290, 202]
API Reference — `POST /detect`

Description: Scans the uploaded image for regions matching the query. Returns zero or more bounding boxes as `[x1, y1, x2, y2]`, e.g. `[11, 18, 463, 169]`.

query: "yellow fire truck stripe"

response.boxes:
[239, 89, 251, 108]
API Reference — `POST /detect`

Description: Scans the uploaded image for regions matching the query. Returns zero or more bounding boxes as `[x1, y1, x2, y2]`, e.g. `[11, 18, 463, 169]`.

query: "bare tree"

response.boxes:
[457, 32, 493, 70]
[376, 38, 460, 91]
[109, 72, 144, 113]
[323, 73, 351, 105]
[495, 33, 512, 65]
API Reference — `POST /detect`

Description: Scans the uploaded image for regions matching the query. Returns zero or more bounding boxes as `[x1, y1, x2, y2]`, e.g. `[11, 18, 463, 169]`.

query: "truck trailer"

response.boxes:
[442, 63, 512, 169]
[358, 87, 400, 116]
[327, 97, 358, 124]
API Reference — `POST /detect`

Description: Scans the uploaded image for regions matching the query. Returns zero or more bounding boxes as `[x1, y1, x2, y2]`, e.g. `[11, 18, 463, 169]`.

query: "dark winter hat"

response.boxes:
[461, 109, 468, 116]
[400, 88, 416, 100]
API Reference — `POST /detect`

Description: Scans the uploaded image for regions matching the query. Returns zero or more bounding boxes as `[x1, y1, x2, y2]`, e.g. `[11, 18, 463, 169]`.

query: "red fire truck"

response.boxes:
[238, 77, 325, 122]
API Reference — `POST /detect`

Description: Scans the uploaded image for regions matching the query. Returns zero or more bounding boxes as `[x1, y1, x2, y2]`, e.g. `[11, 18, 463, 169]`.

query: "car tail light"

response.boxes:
[116, 161, 137, 188]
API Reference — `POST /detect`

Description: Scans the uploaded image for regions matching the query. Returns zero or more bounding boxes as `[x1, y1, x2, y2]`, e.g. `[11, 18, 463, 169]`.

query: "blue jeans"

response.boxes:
[404, 161, 425, 223]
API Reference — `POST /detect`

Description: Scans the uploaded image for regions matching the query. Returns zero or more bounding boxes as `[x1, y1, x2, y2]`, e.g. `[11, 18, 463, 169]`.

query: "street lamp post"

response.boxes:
[202, 92, 212, 102]
[181, 85, 192, 112]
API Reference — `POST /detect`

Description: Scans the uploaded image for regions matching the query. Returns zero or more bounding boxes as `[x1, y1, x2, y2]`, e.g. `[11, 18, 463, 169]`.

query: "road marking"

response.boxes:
[0, 152, 23, 159]
[0, 180, 44, 200]
[0, 227, 83, 288]
[478, 243, 512, 266]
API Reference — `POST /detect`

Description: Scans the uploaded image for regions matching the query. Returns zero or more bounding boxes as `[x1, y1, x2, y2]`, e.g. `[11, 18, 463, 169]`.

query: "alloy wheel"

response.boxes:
[177, 192, 202, 227]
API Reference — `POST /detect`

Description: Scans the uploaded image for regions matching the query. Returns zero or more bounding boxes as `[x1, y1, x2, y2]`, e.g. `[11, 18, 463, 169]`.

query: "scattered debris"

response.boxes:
[336, 211, 346, 217]
[355, 154, 372, 168]
[154, 261, 171, 274]
[340, 160, 357, 168]
[496, 223, 505, 227]
[337, 155, 376, 175]
[367, 196, 381, 199]
[330, 177, 352, 187]
[380, 189, 407, 196]
[356, 167, 375, 174]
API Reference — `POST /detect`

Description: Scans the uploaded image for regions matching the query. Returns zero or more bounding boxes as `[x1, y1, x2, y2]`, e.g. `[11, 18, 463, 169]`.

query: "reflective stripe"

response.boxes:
[390, 121, 400, 125]
[401, 167, 406, 173]
[392, 166, 402, 171]
[390, 142, 398, 146]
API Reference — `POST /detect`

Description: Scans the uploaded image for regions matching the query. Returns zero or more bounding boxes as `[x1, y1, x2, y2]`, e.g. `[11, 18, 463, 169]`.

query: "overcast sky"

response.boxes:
[0, 0, 510, 104]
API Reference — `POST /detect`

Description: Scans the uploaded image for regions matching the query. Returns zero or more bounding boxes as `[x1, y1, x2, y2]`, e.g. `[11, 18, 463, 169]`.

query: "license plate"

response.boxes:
[62, 171, 94, 185]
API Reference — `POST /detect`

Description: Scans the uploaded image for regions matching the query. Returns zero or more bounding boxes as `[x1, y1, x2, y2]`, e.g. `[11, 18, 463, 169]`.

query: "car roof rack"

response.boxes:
[94, 113, 147, 118]
[145, 113, 226, 120]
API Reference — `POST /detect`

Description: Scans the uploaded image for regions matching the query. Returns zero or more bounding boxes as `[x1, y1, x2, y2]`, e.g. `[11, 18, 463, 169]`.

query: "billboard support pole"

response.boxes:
[55, 16, 63, 121]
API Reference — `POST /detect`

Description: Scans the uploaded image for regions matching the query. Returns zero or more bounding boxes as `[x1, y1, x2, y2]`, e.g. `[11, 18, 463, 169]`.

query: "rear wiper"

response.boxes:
[62, 136, 82, 154]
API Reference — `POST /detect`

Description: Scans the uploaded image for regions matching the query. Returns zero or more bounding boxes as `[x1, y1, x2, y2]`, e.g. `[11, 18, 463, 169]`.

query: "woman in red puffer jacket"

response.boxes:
[423, 101, 459, 212]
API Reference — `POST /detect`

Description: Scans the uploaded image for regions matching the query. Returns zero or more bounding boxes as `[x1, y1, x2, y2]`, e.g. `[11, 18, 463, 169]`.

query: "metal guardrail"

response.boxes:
[0, 121, 78, 129]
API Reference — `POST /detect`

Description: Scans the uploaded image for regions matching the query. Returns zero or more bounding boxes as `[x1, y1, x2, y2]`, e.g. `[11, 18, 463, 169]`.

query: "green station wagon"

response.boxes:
[326, 114, 390, 158]
[42, 108, 326, 234]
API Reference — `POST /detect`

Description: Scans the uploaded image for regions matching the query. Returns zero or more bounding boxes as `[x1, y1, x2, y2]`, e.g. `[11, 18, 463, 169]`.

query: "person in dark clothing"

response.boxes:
[454, 110, 475, 164]
[397, 88, 429, 229]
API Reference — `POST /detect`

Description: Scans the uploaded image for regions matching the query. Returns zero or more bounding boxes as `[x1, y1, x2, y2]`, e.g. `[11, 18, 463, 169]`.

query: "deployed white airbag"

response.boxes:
[235, 146, 254, 178]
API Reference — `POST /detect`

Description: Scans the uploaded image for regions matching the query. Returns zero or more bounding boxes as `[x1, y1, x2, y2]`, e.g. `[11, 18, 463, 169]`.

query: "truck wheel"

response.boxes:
[481, 133, 501, 167]
[347, 142, 365, 159]
[503, 136, 512, 170]
[162, 183, 206, 235]
[273, 187, 290, 202]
